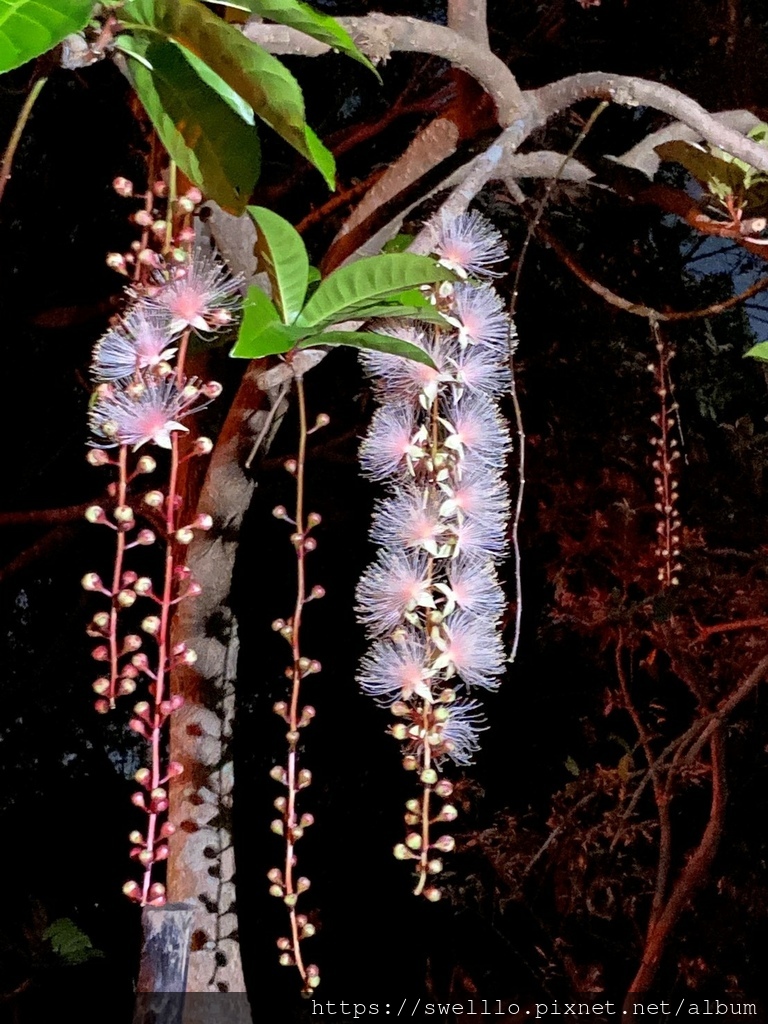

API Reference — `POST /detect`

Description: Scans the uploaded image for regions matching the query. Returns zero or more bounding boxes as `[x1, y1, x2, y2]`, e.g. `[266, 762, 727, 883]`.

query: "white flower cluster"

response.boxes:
[356, 212, 516, 767]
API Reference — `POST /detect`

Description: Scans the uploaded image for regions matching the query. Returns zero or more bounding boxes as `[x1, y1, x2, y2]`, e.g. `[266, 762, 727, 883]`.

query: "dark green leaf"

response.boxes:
[296, 254, 453, 329]
[0, 0, 93, 72]
[120, 0, 335, 188]
[44, 918, 104, 967]
[247, 206, 309, 322]
[234, 282, 282, 353]
[237, 0, 378, 76]
[382, 233, 415, 254]
[125, 36, 261, 215]
[297, 330, 436, 367]
[655, 140, 748, 197]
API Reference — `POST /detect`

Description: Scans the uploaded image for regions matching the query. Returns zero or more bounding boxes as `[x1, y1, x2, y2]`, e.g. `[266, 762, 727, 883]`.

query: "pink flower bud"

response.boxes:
[153, 180, 168, 197]
[307, 512, 322, 528]
[175, 527, 194, 545]
[151, 220, 167, 238]
[135, 767, 151, 787]
[202, 381, 223, 399]
[432, 834, 455, 852]
[185, 186, 203, 205]
[117, 589, 136, 608]
[304, 537, 317, 553]
[118, 678, 136, 696]
[113, 176, 133, 197]
[122, 880, 142, 902]
[147, 882, 166, 902]
[193, 437, 213, 456]
[177, 226, 195, 243]
[121, 571, 138, 587]
[310, 585, 325, 600]
[141, 616, 161, 635]
[193, 513, 213, 531]
[160, 821, 176, 838]
[138, 849, 153, 867]
[136, 529, 156, 546]
[131, 791, 147, 809]
[85, 505, 106, 524]
[167, 761, 184, 778]
[129, 830, 144, 845]
[129, 718, 149, 738]
[134, 577, 153, 595]
[284, 459, 297, 475]
[86, 449, 110, 466]
[92, 678, 110, 695]
[94, 699, 110, 714]
[136, 455, 156, 475]
[81, 572, 103, 592]
[143, 490, 164, 508]
[134, 210, 153, 227]
[91, 645, 109, 661]
[105, 253, 128, 275]
[155, 844, 169, 861]
[177, 196, 196, 214]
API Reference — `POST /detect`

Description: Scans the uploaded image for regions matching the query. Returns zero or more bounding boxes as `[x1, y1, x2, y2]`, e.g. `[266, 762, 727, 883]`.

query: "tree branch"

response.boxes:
[447, 0, 489, 50]
[244, 14, 524, 127]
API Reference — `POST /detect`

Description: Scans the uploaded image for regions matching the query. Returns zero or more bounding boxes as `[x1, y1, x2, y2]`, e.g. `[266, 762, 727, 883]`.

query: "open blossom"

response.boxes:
[438, 699, 487, 765]
[89, 375, 202, 450]
[440, 395, 511, 469]
[435, 611, 506, 691]
[149, 248, 242, 334]
[450, 283, 510, 350]
[444, 555, 506, 621]
[428, 210, 507, 279]
[359, 402, 419, 481]
[356, 549, 432, 638]
[357, 634, 434, 705]
[92, 305, 177, 381]
[370, 487, 446, 556]
[360, 326, 449, 402]
[451, 337, 512, 398]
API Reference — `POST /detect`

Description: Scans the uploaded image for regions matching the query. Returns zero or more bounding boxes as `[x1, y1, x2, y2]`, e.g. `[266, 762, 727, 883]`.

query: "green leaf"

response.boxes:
[296, 254, 453, 329]
[125, 36, 261, 215]
[247, 205, 309, 322]
[297, 330, 437, 367]
[44, 918, 104, 967]
[230, 322, 302, 358]
[237, 0, 379, 76]
[744, 341, 768, 361]
[0, 0, 93, 72]
[382, 233, 415, 254]
[655, 139, 748, 197]
[179, 45, 254, 124]
[120, 0, 335, 188]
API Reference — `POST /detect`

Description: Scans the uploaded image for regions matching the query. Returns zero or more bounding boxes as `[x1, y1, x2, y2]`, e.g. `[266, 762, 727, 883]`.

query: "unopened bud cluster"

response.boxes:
[648, 332, 682, 588]
[84, 175, 242, 907]
[355, 212, 514, 897]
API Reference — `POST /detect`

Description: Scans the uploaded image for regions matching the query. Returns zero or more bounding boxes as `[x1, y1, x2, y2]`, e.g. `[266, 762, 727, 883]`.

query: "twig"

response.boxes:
[0, 76, 47, 205]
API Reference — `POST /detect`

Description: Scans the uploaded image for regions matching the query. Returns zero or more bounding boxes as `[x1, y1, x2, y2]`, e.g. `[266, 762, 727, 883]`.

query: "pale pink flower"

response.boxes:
[428, 210, 507, 279]
[356, 549, 432, 637]
[92, 305, 177, 381]
[360, 326, 449, 402]
[370, 487, 445, 555]
[359, 402, 419, 481]
[451, 283, 510, 349]
[452, 340, 511, 398]
[149, 248, 242, 335]
[445, 555, 506, 622]
[440, 395, 511, 469]
[357, 634, 434, 705]
[438, 611, 505, 690]
[89, 376, 201, 450]
[439, 699, 487, 765]
[454, 514, 508, 561]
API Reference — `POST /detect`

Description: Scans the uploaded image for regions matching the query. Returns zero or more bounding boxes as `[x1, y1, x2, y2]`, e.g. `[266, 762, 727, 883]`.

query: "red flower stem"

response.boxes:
[285, 373, 309, 987]
[414, 704, 432, 897]
[140, 327, 189, 905]
[108, 445, 129, 707]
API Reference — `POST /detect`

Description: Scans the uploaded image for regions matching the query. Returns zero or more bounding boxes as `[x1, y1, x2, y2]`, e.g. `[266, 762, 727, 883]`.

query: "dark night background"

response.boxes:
[2, 0, 768, 1019]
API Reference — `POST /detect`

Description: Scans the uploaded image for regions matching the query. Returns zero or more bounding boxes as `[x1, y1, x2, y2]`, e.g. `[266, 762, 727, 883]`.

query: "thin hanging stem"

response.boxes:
[0, 76, 47, 205]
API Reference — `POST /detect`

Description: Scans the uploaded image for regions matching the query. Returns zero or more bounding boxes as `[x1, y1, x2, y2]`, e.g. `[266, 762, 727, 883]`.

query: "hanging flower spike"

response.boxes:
[89, 375, 204, 450]
[150, 247, 242, 335]
[92, 304, 178, 382]
[428, 210, 507, 279]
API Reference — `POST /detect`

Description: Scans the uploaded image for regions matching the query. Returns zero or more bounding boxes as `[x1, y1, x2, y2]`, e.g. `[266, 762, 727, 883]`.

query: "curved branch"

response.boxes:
[530, 74, 768, 173]
[244, 14, 524, 127]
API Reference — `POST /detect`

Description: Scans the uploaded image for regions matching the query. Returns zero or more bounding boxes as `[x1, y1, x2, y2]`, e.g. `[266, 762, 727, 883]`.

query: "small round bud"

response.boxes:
[391, 723, 408, 740]
[393, 844, 412, 860]
[175, 527, 194, 545]
[136, 529, 156, 546]
[117, 589, 137, 608]
[177, 226, 196, 243]
[133, 210, 153, 227]
[160, 821, 176, 837]
[433, 834, 455, 853]
[405, 833, 422, 850]
[296, 877, 311, 893]
[144, 490, 165, 508]
[284, 459, 297, 475]
[310, 585, 325, 600]
[269, 884, 284, 899]
[193, 436, 213, 456]
[94, 699, 110, 714]
[151, 220, 167, 239]
[273, 505, 287, 519]
[118, 678, 137, 696]
[133, 577, 153, 596]
[438, 804, 458, 822]
[91, 645, 109, 661]
[420, 768, 438, 786]
[193, 513, 213, 531]
[202, 381, 223, 399]
[428, 859, 443, 874]
[177, 196, 196, 214]
[92, 678, 110, 696]
[424, 887, 442, 902]
[136, 455, 156, 475]
[85, 505, 106, 524]
[141, 616, 161, 635]
[105, 252, 128, 275]
[307, 512, 322, 528]
[81, 572, 103, 592]
[113, 176, 134, 197]
[122, 635, 142, 653]
[122, 881, 142, 901]
[92, 612, 110, 629]
[315, 413, 330, 428]
[86, 448, 110, 466]
[434, 779, 454, 798]
[402, 754, 418, 771]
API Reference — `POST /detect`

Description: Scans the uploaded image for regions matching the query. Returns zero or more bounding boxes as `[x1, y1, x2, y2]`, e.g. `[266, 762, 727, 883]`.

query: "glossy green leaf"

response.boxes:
[120, 0, 335, 188]
[297, 254, 453, 329]
[180, 45, 254, 124]
[0, 0, 93, 72]
[744, 341, 768, 361]
[233, 282, 283, 351]
[125, 36, 261, 215]
[238, 0, 378, 76]
[297, 330, 436, 367]
[45, 918, 104, 966]
[247, 206, 309, 322]
[230, 319, 303, 358]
